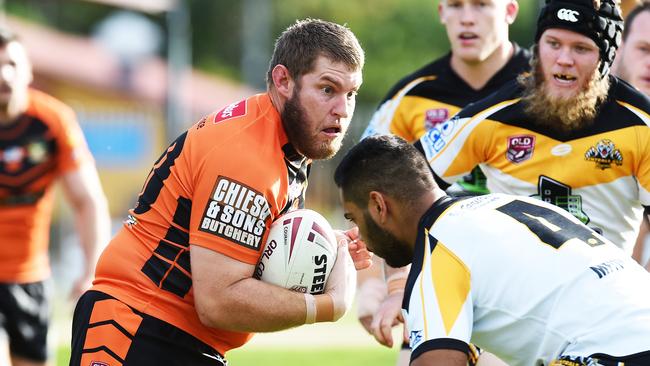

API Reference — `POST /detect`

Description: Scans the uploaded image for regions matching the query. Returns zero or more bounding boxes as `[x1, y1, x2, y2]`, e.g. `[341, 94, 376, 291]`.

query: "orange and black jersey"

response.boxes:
[0, 88, 92, 283]
[363, 43, 530, 192]
[416, 76, 650, 251]
[92, 93, 310, 355]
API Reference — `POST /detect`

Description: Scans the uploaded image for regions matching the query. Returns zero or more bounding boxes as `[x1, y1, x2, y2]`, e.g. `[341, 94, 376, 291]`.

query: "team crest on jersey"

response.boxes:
[213, 99, 247, 123]
[199, 176, 272, 250]
[0, 145, 26, 173]
[506, 135, 535, 163]
[584, 139, 622, 170]
[424, 108, 449, 130]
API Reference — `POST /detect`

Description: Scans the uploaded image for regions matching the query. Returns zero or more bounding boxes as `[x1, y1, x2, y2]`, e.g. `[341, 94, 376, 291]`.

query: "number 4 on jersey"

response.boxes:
[496, 199, 605, 249]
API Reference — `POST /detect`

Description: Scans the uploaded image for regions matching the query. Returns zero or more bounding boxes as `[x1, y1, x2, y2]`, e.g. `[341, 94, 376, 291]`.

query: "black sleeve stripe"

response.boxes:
[411, 338, 470, 363]
[413, 140, 451, 190]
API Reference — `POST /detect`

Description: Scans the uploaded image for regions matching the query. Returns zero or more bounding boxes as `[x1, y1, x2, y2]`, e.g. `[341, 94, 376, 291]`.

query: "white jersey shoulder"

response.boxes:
[405, 194, 650, 366]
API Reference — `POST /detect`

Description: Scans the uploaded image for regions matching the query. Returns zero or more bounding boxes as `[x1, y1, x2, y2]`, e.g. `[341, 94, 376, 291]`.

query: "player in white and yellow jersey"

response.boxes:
[415, 0, 650, 253]
[336, 135, 650, 366]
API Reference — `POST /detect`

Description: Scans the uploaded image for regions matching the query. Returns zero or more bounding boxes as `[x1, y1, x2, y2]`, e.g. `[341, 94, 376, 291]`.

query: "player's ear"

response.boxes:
[368, 191, 389, 224]
[438, 2, 447, 25]
[505, 0, 519, 25]
[271, 64, 294, 98]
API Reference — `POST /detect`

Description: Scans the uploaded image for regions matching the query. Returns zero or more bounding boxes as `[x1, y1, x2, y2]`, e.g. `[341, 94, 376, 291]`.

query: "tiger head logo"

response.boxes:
[585, 139, 623, 170]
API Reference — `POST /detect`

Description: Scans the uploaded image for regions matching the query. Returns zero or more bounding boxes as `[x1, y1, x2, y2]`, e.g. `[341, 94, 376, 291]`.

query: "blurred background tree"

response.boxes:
[3, 0, 538, 106]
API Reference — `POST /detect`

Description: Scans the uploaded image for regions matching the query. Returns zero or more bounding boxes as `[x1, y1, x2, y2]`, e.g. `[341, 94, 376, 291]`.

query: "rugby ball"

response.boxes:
[254, 209, 338, 294]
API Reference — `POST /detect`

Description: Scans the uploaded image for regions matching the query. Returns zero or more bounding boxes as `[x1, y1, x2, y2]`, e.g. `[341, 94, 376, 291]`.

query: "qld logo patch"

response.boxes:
[424, 108, 449, 130]
[585, 139, 622, 170]
[506, 135, 535, 163]
[214, 99, 247, 123]
[199, 176, 271, 249]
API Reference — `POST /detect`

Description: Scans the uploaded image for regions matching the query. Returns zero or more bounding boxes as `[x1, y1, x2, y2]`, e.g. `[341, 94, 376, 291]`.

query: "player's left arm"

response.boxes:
[60, 163, 112, 299]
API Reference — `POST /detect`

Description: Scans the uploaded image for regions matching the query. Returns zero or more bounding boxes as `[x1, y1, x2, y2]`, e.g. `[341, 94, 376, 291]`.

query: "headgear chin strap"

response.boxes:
[534, 0, 623, 78]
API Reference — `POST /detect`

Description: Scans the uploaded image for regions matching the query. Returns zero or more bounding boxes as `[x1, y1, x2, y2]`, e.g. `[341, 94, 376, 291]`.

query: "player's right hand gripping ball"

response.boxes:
[254, 209, 337, 294]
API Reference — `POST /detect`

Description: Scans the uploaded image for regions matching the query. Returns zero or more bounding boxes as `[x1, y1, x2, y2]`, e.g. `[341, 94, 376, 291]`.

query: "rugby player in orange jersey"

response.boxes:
[69, 19, 365, 366]
[0, 28, 111, 366]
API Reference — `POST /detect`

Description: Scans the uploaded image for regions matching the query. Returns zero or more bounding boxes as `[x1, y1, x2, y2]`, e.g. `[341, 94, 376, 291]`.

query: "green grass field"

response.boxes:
[55, 301, 401, 366]
[58, 346, 397, 366]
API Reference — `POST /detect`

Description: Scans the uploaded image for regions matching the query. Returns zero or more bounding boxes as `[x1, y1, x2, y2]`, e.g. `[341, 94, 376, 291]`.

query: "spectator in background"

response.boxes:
[613, 1, 650, 270]
[69, 19, 361, 366]
[0, 28, 111, 366]
[357, 0, 528, 364]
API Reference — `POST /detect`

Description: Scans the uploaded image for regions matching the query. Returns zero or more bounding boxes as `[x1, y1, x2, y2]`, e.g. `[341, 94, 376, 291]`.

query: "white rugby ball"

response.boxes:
[254, 209, 338, 294]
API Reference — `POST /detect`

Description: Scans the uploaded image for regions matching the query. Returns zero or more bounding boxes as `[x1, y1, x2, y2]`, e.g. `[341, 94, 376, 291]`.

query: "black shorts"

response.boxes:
[0, 281, 51, 362]
[553, 351, 650, 366]
[70, 290, 227, 366]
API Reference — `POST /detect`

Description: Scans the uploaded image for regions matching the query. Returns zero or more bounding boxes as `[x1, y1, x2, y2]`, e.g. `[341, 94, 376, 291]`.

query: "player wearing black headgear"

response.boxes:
[535, 0, 623, 77]
[414, 0, 650, 261]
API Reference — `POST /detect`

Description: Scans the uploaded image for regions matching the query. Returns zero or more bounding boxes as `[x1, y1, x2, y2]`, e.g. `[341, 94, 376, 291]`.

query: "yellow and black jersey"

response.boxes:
[404, 194, 650, 366]
[416, 77, 650, 252]
[362, 44, 530, 193]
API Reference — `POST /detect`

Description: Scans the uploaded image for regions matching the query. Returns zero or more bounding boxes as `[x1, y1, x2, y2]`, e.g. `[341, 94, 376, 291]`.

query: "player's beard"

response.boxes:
[520, 55, 610, 134]
[363, 210, 413, 268]
[282, 86, 342, 160]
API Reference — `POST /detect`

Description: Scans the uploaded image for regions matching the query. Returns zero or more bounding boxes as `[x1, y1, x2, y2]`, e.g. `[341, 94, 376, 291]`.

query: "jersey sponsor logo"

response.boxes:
[531, 175, 590, 225]
[90, 362, 109, 366]
[213, 99, 247, 123]
[424, 108, 449, 130]
[590, 259, 624, 279]
[124, 214, 138, 227]
[26, 140, 48, 163]
[551, 143, 572, 157]
[557, 8, 579, 22]
[584, 139, 623, 170]
[200, 176, 272, 250]
[420, 115, 459, 157]
[196, 115, 207, 129]
[409, 329, 423, 348]
[506, 134, 535, 163]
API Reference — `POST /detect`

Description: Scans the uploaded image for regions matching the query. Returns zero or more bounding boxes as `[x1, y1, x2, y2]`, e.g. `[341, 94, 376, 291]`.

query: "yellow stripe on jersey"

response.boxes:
[391, 96, 461, 142]
[420, 230, 433, 341]
[428, 98, 520, 166]
[458, 121, 642, 187]
[429, 240, 471, 335]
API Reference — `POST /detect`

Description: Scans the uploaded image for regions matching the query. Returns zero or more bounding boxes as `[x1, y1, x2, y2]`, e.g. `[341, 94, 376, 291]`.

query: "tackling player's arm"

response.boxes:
[191, 237, 356, 332]
[372, 262, 410, 347]
[60, 163, 111, 300]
